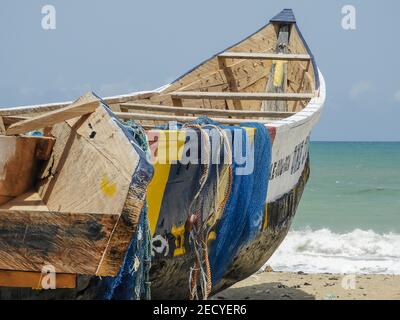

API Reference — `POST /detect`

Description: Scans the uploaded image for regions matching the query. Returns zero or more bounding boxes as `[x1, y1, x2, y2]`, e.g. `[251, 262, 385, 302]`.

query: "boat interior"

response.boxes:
[0, 16, 318, 133]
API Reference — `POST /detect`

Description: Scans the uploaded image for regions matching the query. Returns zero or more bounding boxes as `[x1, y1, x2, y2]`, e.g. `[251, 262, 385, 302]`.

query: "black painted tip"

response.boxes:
[270, 8, 296, 24]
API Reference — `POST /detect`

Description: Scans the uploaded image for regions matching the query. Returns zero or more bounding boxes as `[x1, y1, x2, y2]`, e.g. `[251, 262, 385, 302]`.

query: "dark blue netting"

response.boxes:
[94, 205, 152, 300]
[207, 121, 272, 284]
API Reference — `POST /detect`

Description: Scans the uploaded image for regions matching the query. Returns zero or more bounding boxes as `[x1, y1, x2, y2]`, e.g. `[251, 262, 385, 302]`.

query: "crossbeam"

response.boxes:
[218, 52, 311, 61]
[170, 91, 315, 101]
[115, 112, 280, 125]
[120, 102, 295, 118]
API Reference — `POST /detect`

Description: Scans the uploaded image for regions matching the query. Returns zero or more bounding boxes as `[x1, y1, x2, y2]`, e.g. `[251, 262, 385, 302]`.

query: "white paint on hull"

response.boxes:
[266, 70, 326, 202]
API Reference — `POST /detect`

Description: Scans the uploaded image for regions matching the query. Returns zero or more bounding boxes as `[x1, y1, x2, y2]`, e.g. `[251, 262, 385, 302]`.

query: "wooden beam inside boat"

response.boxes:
[218, 52, 311, 61]
[2, 116, 30, 127]
[115, 112, 279, 124]
[170, 91, 315, 101]
[264, 24, 289, 112]
[0, 117, 5, 135]
[5, 93, 100, 136]
[120, 102, 295, 118]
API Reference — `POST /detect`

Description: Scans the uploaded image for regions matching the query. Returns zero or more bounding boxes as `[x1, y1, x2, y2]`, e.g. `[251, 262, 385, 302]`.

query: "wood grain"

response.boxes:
[6, 93, 100, 136]
[170, 91, 314, 101]
[219, 52, 310, 60]
[0, 270, 76, 289]
[120, 102, 294, 118]
[0, 209, 118, 274]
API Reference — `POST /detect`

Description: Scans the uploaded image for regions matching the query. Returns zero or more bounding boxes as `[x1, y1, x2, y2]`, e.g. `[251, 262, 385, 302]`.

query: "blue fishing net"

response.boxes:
[207, 121, 272, 284]
[96, 205, 152, 300]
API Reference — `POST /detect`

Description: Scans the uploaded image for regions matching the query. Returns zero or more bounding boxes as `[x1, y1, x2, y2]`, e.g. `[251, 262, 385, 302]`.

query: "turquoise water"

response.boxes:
[268, 142, 400, 274]
[292, 142, 400, 233]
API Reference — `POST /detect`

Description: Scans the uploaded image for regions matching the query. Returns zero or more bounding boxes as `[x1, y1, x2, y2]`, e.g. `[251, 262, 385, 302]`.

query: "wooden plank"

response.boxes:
[35, 137, 56, 161]
[38, 106, 139, 215]
[120, 102, 295, 118]
[96, 169, 149, 276]
[0, 137, 40, 201]
[115, 112, 278, 124]
[2, 116, 30, 127]
[219, 52, 310, 61]
[264, 25, 290, 112]
[170, 91, 314, 101]
[0, 117, 5, 135]
[218, 57, 244, 110]
[0, 270, 76, 289]
[0, 209, 118, 274]
[6, 93, 100, 136]
[0, 191, 49, 211]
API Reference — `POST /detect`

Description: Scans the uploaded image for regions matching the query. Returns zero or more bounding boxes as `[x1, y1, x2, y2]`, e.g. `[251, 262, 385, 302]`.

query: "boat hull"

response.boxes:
[148, 101, 319, 298]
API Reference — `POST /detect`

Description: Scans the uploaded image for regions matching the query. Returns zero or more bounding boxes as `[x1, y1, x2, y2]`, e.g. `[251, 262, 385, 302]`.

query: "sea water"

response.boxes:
[267, 142, 400, 275]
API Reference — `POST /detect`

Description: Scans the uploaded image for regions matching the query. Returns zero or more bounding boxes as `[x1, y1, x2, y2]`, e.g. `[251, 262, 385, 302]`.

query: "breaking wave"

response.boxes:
[264, 228, 400, 274]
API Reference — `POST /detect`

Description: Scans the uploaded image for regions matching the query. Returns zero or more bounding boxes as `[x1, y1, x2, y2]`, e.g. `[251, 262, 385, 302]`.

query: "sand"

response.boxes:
[215, 270, 400, 300]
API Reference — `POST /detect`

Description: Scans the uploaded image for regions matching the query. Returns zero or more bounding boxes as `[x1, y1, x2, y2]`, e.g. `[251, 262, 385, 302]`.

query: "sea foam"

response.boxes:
[264, 228, 400, 274]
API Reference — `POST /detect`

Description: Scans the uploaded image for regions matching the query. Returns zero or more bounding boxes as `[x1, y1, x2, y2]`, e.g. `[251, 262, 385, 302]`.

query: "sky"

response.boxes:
[1, 0, 399, 141]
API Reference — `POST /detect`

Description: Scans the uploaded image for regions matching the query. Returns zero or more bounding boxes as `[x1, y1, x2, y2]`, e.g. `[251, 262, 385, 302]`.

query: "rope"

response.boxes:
[183, 123, 213, 300]
[183, 123, 234, 300]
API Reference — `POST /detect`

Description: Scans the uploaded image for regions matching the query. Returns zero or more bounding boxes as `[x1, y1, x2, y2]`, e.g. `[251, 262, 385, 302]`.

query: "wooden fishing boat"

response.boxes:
[0, 9, 325, 299]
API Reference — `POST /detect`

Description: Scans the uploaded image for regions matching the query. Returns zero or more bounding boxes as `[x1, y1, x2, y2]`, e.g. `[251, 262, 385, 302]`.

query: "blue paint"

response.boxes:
[95, 205, 152, 300]
[207, 122, 272, 284]
[270, 9, 297, 24]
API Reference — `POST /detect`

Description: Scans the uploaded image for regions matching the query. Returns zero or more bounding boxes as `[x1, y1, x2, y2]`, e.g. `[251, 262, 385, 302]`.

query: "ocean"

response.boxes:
[267, 142, 400, 275]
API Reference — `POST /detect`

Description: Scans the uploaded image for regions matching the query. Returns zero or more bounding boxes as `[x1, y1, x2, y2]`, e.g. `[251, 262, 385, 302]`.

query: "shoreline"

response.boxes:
[215, 270, 400, 300]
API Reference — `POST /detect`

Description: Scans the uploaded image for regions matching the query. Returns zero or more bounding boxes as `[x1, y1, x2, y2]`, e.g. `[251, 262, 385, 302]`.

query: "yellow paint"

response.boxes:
[273, 60, 287, 87]
[208, 231, 217, 242]
[171, 224, 186, 256]
[147, 128, 256, 237]
[147, 130, 186, 236]
[242, 127, 256, 144]
[262, 204, 269, 231]
[101, 175, 116, 197]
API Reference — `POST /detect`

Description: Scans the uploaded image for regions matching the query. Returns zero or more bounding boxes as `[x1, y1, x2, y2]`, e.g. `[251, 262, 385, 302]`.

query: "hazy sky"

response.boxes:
[1, 0, 399, 141]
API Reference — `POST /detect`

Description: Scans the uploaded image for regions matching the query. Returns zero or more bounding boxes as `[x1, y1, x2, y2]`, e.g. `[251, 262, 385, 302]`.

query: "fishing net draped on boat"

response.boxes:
[207, 121, 271, 285]
[89, 117, 271, 300]
[153, 117, 272, 299]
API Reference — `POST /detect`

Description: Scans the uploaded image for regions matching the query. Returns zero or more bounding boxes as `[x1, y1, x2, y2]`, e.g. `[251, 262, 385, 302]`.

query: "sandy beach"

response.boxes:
[215, 270, 400, 300]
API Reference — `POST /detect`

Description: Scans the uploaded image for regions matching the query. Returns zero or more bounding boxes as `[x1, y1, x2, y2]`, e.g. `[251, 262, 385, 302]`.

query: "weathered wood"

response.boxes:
[35, 137, 56, 161]
[6, 93, 100, 136]
[264, 25, 290, 112]
[115, 112, 277, 124]
[218, 57, 244, 110]
[0, 92, 154, 117]
[120, 102, 295, 118]
[0, 117, 5, 135]
[0, 270, 77, 289]
[2, 116, 30, 127]
[35, 93, 148, 276]
[0, 191, 49, 211]
[0, 209, 118, 274]
[219, 52, 310, 61]
[0, 137, 40, 204]
[170, 91, 314, 101]
[96, 167, 149, 276]
[38, 106, 139, 215]
[0, 93, 150, 276]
